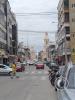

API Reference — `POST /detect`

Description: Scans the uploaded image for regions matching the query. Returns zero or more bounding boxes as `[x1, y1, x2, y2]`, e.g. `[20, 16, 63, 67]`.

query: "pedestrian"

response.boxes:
[11, 62, 16, 78]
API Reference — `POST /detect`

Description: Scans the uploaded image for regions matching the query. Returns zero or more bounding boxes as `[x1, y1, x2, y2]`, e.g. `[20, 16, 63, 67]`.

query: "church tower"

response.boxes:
[44, 32, 49, 51]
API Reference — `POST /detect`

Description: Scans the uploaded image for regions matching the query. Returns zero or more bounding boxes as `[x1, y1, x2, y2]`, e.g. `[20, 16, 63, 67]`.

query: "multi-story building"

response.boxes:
[30, 46, 36, 61]
[56, 0, 71, 64]
[69, 0, 75, 64]
[18, 43, 31, 62]
[11, 13, 18, 55]
[0, 0, 18, 64]
[47, 42, 56, 61]
[57, 0, 75, 64]
[0, 0, 7, 63]
[6, 1, 18, 55]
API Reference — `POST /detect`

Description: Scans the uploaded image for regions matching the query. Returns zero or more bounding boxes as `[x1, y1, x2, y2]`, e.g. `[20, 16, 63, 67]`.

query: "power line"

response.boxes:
[18, 30, 57, 33]
[0, 12, 57, 16]
[15, 12, 57, 16]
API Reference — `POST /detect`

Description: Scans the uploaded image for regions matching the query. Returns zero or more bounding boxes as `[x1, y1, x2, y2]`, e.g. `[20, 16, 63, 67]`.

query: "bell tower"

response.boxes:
[44, 32, 49, 50]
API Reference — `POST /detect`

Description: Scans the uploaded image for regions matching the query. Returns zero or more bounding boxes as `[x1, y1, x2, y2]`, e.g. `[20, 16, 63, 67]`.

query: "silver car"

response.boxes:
[55, 63, 75, 100]
[0, 64, 12, 75]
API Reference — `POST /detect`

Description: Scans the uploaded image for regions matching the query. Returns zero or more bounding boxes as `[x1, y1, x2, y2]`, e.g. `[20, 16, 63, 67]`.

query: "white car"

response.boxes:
[27, 60, 34, 65]
[0, 64, 12, 75]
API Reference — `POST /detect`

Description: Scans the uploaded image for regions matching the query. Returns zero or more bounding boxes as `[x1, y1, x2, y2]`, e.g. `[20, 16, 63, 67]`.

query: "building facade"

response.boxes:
[6, 1, 18, 55]
[0, 0, 7, 63]
[47, 42, 56, 61]
[57, 0, 71, 64]
[0, 0, 18, 64]
[30, 46, 36, 61]
[57, 0, 75, 64]
[18, 43, 31, 62]
[69, 0, 75, 64]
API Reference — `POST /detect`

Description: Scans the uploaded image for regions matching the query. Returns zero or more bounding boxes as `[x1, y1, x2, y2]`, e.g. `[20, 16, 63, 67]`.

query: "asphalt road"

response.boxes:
[0, 65, 58, 100]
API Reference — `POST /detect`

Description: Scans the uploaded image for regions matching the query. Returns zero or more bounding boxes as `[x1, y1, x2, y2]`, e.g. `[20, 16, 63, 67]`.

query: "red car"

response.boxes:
[16, 62, 25, 72]
[35, 61, 44, 69]
[21, 63, 25, 71]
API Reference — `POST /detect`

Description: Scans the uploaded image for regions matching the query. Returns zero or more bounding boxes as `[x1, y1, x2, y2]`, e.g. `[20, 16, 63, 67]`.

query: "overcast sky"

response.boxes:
[9, 0, 59, 52]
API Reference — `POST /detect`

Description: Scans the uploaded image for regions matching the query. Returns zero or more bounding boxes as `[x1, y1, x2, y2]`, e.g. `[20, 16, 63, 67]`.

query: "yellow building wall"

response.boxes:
[69, 0, 75, 64]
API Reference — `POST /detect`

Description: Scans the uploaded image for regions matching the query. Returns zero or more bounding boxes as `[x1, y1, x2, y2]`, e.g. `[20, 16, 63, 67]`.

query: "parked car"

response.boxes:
[16, 62, 25, 72]
[23, 61, 27, 66]
[27, 60, 34, 65]
[0, 64, 12, 75]
[21, 63, 25, 71]
[35, 61, 44, 69]
[55, 62, 75, 100]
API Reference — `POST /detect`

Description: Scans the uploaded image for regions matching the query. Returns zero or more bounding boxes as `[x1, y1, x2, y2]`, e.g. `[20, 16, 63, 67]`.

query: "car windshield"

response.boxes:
[67, 66, 75, 89]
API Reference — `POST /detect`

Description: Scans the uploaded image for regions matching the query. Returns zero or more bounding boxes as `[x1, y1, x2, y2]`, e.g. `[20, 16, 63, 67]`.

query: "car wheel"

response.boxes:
[9, 72, 12, 76]
[55, 88, 57, 91]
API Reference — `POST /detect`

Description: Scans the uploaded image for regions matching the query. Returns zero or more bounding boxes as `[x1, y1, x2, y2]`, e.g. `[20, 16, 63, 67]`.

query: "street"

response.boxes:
[0, 65, 57, 100]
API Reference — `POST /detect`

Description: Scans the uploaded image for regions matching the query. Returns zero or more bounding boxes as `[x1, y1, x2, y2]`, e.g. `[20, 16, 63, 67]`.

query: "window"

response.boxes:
[66, 37, 70, 41]
[72, 4, 75, 8]
[72, 18, 75, 22]
[0, 65, 4, 68]
[65, 27, 70, 34]
[0, 10, 5, 27]
[64, 0, 69, 8]
[64, 13, 69, 22]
